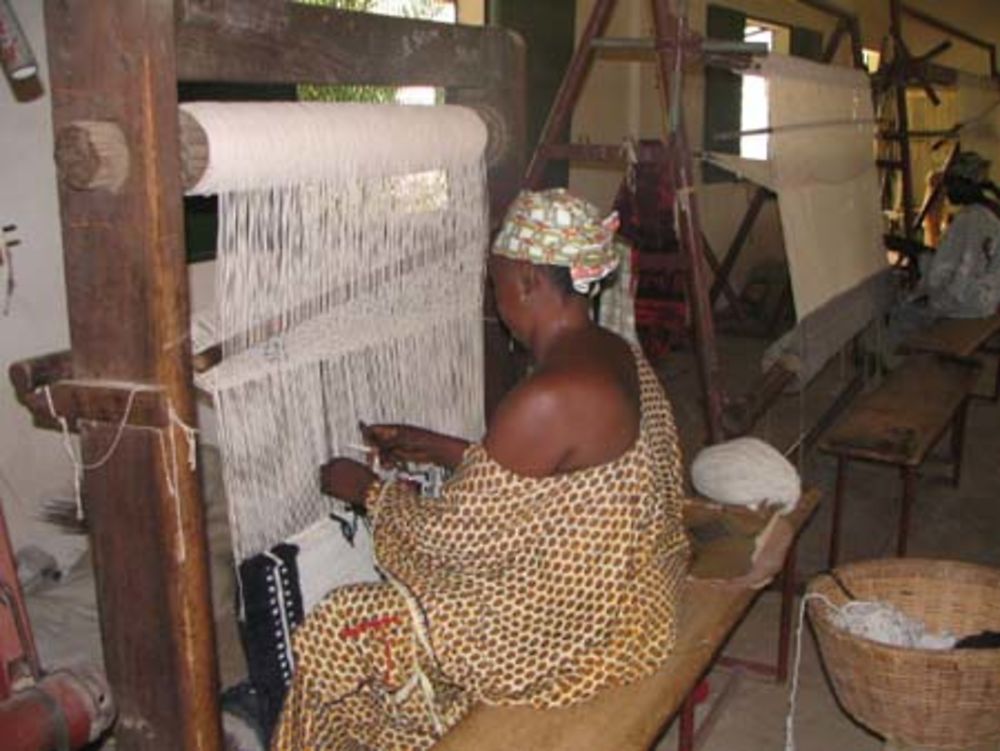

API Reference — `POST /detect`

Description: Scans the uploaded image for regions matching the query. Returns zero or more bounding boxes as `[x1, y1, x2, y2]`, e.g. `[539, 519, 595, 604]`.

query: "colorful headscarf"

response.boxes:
[492, 188, 625, 294]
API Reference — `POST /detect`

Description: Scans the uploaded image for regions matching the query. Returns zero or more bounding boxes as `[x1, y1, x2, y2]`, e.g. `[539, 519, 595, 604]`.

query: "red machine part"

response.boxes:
[0, 500, 116, 749]
[0, 668, 114, 751]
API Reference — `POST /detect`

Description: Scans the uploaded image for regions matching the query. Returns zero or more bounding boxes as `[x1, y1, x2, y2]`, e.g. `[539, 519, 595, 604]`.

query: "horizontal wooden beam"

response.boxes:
[20, 382, 169, 433]
[175, 4, 521, 89]
[9, 352, 170, 432]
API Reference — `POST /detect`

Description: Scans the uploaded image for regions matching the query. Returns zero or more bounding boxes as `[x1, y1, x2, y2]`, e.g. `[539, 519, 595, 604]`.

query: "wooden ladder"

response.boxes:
[523, 0, 747, 443]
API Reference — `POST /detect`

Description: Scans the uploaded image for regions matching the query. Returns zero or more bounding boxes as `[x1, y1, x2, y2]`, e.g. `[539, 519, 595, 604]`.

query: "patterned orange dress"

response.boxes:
[271, 352, 689, 750]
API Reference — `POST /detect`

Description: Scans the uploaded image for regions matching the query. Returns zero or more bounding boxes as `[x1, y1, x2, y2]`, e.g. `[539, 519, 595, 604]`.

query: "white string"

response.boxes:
[784, 592, 837, 751]
[42, 384, 199, 563]
[44, 385, 142, 520]
[368, 478, 445, 735]
[380, 563, 445, 736]
[784, 586, 957, 751]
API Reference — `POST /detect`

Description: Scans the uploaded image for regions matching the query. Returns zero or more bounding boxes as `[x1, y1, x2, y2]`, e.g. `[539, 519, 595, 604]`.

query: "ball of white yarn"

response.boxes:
[691, 437, 801, 512]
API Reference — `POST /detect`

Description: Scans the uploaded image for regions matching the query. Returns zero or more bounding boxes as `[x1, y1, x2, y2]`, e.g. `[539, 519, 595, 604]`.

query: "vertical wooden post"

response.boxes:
[653, 1, 725, 443]
[890, 0, 916, 241]
[44, 1, 222, 749]
[776, 538, 798, 684]
[897, 466, 916, 557]
[829, 456, 847, 569]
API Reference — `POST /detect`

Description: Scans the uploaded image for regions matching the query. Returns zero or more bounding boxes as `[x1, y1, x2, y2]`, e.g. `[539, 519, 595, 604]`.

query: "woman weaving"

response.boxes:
[273, 189, 690, 750]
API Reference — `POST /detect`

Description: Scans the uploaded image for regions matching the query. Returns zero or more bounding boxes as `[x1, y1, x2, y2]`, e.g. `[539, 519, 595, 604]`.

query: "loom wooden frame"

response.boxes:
[30, 2, 525, 749]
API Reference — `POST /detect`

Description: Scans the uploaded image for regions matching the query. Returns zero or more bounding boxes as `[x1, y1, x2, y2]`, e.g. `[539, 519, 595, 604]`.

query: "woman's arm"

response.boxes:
[361, 423, 470, 471]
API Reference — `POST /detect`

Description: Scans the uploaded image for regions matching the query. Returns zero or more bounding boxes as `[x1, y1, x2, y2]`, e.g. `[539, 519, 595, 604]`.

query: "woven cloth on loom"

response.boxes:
[706, 54, 887, 320]
[184, 102, 489, 560]
[238, 513, 378, 732]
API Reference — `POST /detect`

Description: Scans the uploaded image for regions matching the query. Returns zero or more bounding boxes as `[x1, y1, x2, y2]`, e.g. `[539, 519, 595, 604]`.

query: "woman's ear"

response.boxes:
[517, 264, 542, 300]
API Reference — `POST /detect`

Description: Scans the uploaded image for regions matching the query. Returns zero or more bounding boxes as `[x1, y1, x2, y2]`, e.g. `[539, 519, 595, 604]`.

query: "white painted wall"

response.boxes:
[0, 0, 83, 569]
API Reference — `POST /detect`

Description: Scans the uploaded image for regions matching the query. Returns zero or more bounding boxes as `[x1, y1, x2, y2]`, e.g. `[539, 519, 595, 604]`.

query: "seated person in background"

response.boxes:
[887, 151, 1000, 359]
[272, 189, 690, 751]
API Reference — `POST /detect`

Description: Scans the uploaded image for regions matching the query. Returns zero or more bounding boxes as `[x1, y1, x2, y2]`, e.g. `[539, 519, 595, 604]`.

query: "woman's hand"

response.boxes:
[320, 458, 378, 507]
[361, 423, 434, 466]
[360, 422, 469, 470]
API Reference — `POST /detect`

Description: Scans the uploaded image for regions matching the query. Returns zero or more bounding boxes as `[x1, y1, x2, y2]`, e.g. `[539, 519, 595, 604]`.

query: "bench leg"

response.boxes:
[951, 399, 969, 487]
[994, 354, 1000, 402]
[829, 457, 847, 569]
[677, 692, 695, 751]
[898, 466, 916, 557]
[776, 536, 797, 684]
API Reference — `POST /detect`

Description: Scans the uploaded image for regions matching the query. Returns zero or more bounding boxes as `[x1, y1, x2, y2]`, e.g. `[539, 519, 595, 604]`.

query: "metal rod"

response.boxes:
[702, 40, 769, 55]
[714, 117, 879, 142]
[590, 37, 767, 56]
[692, 669, 745, 749]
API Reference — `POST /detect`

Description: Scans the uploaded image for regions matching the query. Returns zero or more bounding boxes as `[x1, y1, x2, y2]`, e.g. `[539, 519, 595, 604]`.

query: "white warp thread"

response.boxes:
[184, 102, 488, 559]
[43, 385, 198, 563]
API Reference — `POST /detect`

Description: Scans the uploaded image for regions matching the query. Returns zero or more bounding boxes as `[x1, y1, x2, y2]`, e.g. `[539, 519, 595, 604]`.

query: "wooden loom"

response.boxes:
[721, 0, 1000, 443]
[10, 2, 524, 749]
[8, 4, 827, 751]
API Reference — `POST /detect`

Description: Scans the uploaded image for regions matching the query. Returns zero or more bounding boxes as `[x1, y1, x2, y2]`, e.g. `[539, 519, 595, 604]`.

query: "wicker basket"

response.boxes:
[808, 558, 1000, 750]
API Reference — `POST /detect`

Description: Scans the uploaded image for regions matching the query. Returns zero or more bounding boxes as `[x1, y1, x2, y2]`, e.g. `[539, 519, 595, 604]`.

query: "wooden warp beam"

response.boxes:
[177, 107, 511, 191]
[52, 107, 513, 195]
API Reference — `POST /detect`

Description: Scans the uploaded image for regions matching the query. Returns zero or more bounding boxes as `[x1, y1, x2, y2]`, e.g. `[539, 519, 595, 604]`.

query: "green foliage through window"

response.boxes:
[295, 0, 448, 104]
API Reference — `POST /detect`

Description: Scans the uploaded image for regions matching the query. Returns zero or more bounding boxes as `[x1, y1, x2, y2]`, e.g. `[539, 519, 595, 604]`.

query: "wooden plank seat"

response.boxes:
[430, 491, 820, 751]
[819, 354, 981, 566]
[902, 313, 1000, 400]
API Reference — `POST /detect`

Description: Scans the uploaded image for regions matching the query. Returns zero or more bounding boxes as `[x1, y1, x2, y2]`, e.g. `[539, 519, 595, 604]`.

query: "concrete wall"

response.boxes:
[0, 0, 83, 567]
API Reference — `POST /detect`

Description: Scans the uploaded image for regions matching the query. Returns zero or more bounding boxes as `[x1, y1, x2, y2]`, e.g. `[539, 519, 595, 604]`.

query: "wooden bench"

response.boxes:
[431, 491, 820, 751]
[819, 354, 981, 567]
[903, 313, 1000, 400]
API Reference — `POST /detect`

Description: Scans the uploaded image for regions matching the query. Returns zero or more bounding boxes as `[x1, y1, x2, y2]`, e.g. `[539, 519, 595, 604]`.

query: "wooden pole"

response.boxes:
[890, 0, 917, 241]
[653, 2, 725, 443]
[44, 2, 222, 749]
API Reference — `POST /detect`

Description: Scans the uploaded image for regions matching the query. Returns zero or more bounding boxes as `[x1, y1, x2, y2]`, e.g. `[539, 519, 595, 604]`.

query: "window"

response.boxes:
[297, 0, 456, 105]
[703, 5, 822, 181]
[862, 48, 881, 74]
[740, 19, 791, 160]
